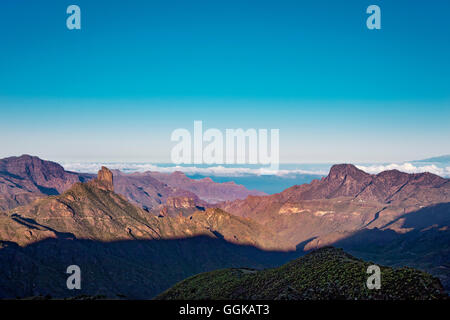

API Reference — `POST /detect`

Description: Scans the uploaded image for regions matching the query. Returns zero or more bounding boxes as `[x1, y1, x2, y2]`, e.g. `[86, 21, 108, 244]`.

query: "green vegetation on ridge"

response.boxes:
[157, 247, 447, 300]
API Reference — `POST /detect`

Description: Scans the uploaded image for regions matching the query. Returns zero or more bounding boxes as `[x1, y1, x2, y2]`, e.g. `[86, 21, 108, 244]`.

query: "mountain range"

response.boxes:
[416, 154, 450, 163]
[218, 164, 450, 289]
[219, 164, 449, 248]
[0, 155, 263, 213]
[0, 155, 449, 298]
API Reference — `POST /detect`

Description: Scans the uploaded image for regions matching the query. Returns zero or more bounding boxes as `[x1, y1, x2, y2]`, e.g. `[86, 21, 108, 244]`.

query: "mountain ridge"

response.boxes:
[416, 155, 450, 163]
[218, 164, 450, 272]
[0, 155, 93, 211]
[157, 247, 447, 300]
[1, 166, 283, 250]
[0, 167, 297, 299]
[1, 157, 449, 297]
[0, 155, 265, 213]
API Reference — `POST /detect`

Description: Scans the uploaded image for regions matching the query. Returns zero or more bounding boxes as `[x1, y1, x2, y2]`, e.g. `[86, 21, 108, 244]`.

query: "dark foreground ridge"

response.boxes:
[157, 247, 448, 300]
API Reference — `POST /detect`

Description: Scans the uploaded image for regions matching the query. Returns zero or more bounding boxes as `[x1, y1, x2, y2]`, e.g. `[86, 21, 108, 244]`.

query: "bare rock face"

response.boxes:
[165, 196, 197, 209]
[85, 166, 114, 192]
[0, 155, 265, 212]
[96, 166, 114, 191]
[219, 164, 450, 249]
[1, 158, 449, 297]
[155, 195, 206, 217]
[147, 171, 266, 203]
[112, 170, 202, 212]
[0, 155, 93, 211]
[2, 169, 278, 247]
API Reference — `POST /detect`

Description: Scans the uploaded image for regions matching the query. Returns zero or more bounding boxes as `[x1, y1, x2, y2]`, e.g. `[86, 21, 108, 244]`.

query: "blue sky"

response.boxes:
[0, 0, 449, 163]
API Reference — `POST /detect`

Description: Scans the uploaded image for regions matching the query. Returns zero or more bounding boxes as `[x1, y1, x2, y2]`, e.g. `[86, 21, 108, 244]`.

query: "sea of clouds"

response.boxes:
[60, 162, 328, 177]
[60, 161, 450, 178]
[356, 163, 450, 177]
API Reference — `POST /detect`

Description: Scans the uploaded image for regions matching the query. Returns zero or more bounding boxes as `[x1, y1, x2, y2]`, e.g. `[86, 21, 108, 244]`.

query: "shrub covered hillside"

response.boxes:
[157, 247, 448, 300]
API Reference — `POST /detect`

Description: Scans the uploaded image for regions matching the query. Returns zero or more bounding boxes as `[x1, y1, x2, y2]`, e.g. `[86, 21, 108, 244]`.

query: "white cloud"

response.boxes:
[60, 161, 450, 178]
[356, 163, 450, 177]
[60, 162, 327, 177]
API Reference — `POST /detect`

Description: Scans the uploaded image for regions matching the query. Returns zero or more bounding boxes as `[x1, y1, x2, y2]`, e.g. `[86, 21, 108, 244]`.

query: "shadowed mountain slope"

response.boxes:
[1, 167, 281, 250]
[157, 247, 447, 300]
[219, 164, 450, 248]
[216, 165, 450, 289]
[0, 167, 297, 299]
[333, 202, 450, 291]
[0, 236, 299, 299]
[1, 159, 449, 298]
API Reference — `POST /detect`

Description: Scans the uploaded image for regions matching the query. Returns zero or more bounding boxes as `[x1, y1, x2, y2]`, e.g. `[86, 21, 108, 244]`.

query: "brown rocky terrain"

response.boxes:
[0, 167, 294, 299]
[0, 155, 93, 211]
[0, 159, 449, 297]
[147, 171, 266, 203]
[111, 170, 206, 217]
[113, 170, 266, 213]
[219, 164, 450, 248]
[216, 164, 450, 289]
[1, 167, 280, 250]
[0, 155, 263, 216]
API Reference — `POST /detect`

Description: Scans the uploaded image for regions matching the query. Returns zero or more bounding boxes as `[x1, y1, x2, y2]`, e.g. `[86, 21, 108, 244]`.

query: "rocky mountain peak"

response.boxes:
[95, 166, 114, 191]
[0, 154, 64, 176]
[0, 155, 94, 210]
[327, 164, 369, 180]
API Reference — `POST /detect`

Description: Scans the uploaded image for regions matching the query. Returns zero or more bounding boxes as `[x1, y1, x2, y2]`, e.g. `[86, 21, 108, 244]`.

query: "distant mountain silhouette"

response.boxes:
[416, 155, 450, 163]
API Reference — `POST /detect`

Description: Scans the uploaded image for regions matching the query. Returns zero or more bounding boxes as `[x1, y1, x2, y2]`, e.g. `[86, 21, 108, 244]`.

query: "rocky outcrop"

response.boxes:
[158, 196, 203, 217]
[1, 168, 280, 249]
[0, 155, 93, 211]
[112, 170, 203, 212]
[1, 157, 449, 297]
[0, 155, 262, 213]
[93, 166, 114, 192]
[0, 169, 293, 299]
[147, 171, 266, 203]
[219, 164, 450, 252]
[273, 164, 449, 204]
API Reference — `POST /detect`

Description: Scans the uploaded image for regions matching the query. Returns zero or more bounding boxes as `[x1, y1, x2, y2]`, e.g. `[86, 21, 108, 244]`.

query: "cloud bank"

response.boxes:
[356, 163, 450, 177]
[60, 162, 450, 178]
[60, 162, 327, 177]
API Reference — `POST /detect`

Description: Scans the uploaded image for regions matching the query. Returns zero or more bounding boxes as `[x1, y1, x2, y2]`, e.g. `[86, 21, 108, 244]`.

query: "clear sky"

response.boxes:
[0, 0, 449, 163]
